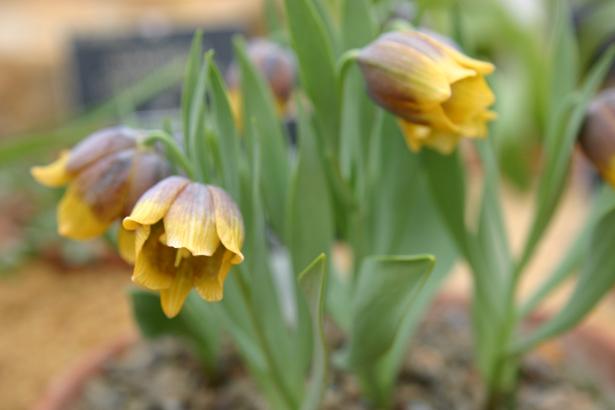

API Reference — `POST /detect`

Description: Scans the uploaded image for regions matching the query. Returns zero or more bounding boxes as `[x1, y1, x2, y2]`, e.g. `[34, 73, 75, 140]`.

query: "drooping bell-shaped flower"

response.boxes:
[31, 127, 170, 240]
[357, 30, 496, 154]
[121, 176, 245, 318]
[226, 38, 296, 122]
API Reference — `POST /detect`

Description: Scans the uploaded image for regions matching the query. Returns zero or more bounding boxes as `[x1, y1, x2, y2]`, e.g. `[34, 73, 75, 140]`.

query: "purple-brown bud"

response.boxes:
[579, 89, 615, 186]
[31, 127, 170, 240]
[226, 38, 296, 118]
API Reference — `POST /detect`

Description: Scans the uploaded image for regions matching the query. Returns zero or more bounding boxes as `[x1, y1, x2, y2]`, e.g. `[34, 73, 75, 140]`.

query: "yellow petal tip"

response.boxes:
[31, 151, 71, 187]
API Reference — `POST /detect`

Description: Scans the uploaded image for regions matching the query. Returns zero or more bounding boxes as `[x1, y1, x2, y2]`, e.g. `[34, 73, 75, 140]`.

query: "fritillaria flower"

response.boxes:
[31, 127, 170, 240]
[579, 88, 615, 186]
[226, 38, 296, 121]
[121, 176, 245, 318]
[357, 30, 496, 154]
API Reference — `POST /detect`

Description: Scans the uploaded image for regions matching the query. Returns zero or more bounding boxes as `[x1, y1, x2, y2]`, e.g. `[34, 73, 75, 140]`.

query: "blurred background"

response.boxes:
[1, 0, 615, 409]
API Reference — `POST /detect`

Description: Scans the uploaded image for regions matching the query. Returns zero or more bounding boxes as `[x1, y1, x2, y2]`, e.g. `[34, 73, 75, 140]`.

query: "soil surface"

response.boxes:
[69, 303, 613, 410]
[68, 338, 267, 410]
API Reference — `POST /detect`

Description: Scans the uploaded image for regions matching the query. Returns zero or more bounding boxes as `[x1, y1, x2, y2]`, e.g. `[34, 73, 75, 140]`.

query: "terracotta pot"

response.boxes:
[34, 296, 615, 409]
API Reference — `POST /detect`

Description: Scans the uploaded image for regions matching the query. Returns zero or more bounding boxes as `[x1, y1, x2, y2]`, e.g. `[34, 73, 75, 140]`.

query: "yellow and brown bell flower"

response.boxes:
[357, 30, 496, 154]
[120, 176, 245, 318]
[579, 88, 615, 186]
[31, 127, 170, 240]
[226, 38, 296, 123]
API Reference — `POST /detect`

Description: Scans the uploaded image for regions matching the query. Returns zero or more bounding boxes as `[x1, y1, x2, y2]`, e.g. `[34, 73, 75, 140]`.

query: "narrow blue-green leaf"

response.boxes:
[264, 0, 282, 35]
[421, 145, 502, 377]
[312, 0, 341, 55]
[130, 290, 219, 373]
[234, 36, 289, 236]
[523, 46, 615, 268]
[181, 30, 203, 154]
[546, 0, 579, 128]
[476, 138, 511, 282]
[420, 149, 469, 258]
[284, 0, 340, 151]
[238, 131, 303, 401]
[206, 56, 241, 197]
[298, 254, 328, 410]
[341, 0, 376, 50]
[192, 64, 209, 182]
[513, 205, 615, 355]
[348, 255, 434, 367]
[287, 100, 335, 275]
[366, 116, 456, 396]
[520, 186, 615, 318]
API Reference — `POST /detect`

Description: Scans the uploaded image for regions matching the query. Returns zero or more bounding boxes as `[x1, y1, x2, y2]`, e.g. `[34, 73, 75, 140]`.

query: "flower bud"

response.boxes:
[226, 38, 296, 120]
[121, 176, 245, 318]
[31, 127, 170, 240]
[579, 89, 615, 186]
[357, 30, 496, 154]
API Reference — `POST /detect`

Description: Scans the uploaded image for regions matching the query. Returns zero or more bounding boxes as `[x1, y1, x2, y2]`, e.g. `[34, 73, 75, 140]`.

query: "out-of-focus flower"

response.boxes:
[357, 30, 496, 154]
[121, 176, 245, 318]
[31, 127, 170, 240]
[226, 38, 296, 123]
[579, 89, 615, 186]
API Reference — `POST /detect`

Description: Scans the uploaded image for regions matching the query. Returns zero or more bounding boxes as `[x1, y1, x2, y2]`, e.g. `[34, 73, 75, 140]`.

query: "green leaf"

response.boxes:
[298, 254, 329, 410]
[312, 0, 341, 55]
[476, 138, 511, 282]
[206, 56, 241, 197]
[130, 290, 220, 373]
[513, 204, 615, 354]
[546, 0, 579, 122]
[364, 116, 457, 396]
[287, 101, 335, 275]
[237, 135, 304, 402]
[234, 36, 289, 237]
[519, 186, 615, 319]
[420, 149, 469, 258]
[421, 143, 502, 378]
[341, 0, 376, 50]
[284, 0, 340, 152]
[348, 255, 434, 367]
[522, 46, 615, 268]
[181, 31, 203, 155]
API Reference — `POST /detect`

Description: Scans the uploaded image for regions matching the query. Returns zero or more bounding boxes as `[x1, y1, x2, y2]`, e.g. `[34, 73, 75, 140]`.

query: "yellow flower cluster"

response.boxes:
[32, 128, 245, 317]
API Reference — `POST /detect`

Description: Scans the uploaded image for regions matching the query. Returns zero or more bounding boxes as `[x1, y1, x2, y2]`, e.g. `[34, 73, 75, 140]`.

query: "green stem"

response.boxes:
[412, 0, 426, 27]
[235, 271, 298, 410]
[336, 49, 360, 91]
[143, 130, 196, 180]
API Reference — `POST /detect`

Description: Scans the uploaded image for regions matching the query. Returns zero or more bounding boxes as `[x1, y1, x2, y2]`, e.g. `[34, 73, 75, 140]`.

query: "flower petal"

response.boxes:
[194, 248, 234, 302]
[31, 151, 72, 187]
[118, 226, 136, 264]
[57, 185, 110, 240]
[163, 183, 220, 256]
[132, 224, 174, 290]
[123, 151, 170, 215]
[123, 176, 189, 231]
[65, 127, 138, 173]
[385, 31, 477, 84]
[399, 120, 460, 154]
[442, 75, 495, 136]
[209, 186, 244, 263]
[358, 39, 452, 107]
[160, 269, 194, 318]
[73, 150, 133, 223]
